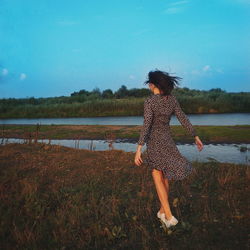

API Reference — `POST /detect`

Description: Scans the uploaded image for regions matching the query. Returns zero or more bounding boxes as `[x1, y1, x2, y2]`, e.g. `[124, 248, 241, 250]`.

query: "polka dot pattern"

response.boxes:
[137, 93, 197, 180]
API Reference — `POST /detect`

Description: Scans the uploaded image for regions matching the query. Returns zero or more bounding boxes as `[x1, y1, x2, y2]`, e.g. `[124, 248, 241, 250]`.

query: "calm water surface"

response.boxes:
[0, 113, 249, 125]
[1, 138, 249, 165]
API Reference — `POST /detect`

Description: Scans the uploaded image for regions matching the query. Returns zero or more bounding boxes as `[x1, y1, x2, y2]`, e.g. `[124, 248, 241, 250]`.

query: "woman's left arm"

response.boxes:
[137, 98, 154, 149]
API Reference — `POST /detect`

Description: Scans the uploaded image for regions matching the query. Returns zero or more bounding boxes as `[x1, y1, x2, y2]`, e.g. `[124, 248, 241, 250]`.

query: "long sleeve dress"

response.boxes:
[137, 93, 197, 180]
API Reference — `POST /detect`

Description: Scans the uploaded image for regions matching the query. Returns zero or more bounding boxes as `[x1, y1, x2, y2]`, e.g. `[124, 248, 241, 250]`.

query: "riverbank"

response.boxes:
[1, 124, 250, 143]
[0, 143, 248, 249]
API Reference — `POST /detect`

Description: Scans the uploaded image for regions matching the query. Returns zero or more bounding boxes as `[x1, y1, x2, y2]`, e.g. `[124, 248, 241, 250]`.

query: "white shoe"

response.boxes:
[163, 215, 178, 228]
[157, 211, 165, 221]
[157, 211, 178, 228]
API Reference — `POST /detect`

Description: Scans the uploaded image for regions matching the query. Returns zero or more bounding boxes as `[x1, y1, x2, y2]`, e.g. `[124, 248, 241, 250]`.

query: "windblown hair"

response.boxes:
[144, 69, 181, 95]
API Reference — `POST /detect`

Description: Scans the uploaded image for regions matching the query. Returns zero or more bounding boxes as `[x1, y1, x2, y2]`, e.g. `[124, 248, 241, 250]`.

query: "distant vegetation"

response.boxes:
[0, 86, 249, 118]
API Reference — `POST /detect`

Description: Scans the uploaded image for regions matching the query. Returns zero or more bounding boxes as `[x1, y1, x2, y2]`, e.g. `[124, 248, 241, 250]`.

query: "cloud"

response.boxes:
[0, 66, 29, 84]
[202, 65, 211, 72]
[2, 68, 8, 76]
[169, 0, 189, 6]
[191, 65, 224, 76]
[164, 7, 182, 14]
[20, 73, 27, 80]
[0, 67, 9, 84]
[234, 0, 250, 4]
[164, 1, 189, 14]
[221, 0, 250, 5]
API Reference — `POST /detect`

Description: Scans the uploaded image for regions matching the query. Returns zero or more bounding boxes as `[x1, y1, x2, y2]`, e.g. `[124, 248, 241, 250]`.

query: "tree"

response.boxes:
[115, 85, 128, 98]
[91, 87, 102, 97]
[209, 88, 226, 93]
[70, 89, 89, 96]
[127, 88, 150, 97]
[208, 88, 226, 101]
[102, 89, 113, 98]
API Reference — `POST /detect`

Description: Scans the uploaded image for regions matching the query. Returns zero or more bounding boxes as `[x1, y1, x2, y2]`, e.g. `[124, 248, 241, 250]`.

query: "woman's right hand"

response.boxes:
[195, 136, 204, 151]
[134, 150, 143, 166]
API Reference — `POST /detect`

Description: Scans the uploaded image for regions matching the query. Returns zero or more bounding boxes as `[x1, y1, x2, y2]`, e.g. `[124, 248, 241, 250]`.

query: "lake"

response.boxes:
[1, 138, 249, 165]
[0, 113, 249, 125]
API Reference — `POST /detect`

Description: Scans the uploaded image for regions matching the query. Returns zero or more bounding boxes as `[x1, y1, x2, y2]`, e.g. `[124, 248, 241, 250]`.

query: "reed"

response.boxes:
[1, 91, 250, 118]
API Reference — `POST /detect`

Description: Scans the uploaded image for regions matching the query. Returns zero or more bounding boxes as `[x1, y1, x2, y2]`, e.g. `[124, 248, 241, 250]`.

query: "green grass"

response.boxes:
[0, 143, 248, 249]
[1, 92, 250, 118]
[0, 98, 145, 118]
[1, 124, 250, 143]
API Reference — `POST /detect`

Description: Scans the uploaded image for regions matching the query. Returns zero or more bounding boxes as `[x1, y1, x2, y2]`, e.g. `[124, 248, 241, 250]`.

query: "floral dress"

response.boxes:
[137, 93, 197, 180]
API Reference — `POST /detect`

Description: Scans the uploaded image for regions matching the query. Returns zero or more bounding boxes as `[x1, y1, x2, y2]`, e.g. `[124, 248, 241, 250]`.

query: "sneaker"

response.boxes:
[157, 211, 165, 221]
[163, 215, 178, 228]
[157, 211, 179, 228]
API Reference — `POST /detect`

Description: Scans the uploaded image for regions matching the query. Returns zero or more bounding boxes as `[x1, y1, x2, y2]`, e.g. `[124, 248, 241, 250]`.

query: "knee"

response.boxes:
[152, 169, 164, 182]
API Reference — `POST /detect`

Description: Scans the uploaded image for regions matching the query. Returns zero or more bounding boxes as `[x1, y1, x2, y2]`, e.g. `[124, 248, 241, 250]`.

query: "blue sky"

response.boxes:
[0, 0, 249, 98]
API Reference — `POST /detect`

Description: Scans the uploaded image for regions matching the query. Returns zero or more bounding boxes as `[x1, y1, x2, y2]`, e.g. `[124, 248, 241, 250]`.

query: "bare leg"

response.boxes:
[160, 177, 169, 213]
[152, 169, 173, 220]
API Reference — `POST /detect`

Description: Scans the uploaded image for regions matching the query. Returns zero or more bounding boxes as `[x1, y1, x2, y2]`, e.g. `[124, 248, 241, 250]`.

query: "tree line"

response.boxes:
[0, 85, 249, 118]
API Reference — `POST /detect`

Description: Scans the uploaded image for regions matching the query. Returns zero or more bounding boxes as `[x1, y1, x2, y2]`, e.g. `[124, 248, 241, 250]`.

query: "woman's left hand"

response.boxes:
[134, 150, 143, 166]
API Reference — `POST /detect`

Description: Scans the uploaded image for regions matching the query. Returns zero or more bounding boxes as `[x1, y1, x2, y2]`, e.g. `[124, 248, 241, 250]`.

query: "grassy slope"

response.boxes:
[0, 143, 248, 249]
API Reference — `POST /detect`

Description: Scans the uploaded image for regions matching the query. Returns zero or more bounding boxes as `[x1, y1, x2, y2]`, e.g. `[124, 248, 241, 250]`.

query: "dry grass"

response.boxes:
[0, 143, 249, 249]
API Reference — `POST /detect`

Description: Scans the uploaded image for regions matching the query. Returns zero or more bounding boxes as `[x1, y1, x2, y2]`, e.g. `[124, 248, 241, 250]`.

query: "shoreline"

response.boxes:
[1, 136, 250, 145]
[1, 124, 250, 143]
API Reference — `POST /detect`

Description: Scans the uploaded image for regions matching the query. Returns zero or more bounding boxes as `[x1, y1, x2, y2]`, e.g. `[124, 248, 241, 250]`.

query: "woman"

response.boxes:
[134, 70, 204, 229]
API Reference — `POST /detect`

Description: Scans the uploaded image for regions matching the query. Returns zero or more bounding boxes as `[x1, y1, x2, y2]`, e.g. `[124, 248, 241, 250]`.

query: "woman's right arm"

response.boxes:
[173, 96, 203, 151]
[135, 146, 143, 166]
[194, 135, 204, 151]
[137, 98, 154, 147]
[135, 97, 154, 166]
[173, 95, 196, 137]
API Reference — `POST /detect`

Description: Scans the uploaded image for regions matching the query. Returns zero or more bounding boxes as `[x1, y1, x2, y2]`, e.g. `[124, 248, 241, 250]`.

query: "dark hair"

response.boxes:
[144, 69, 181, 95]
